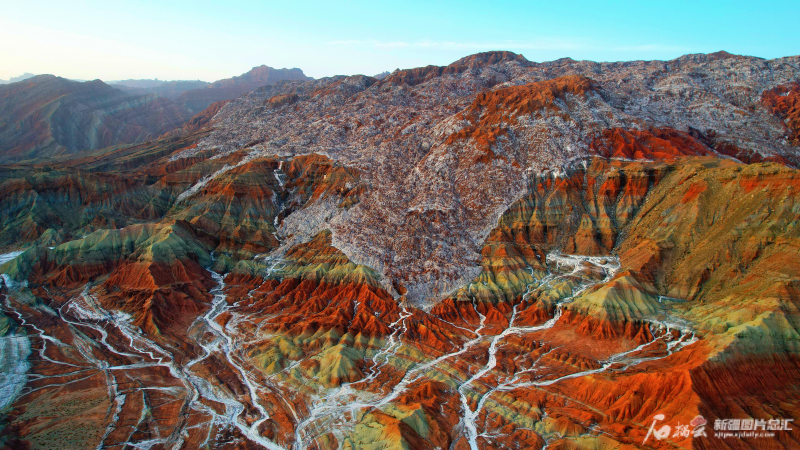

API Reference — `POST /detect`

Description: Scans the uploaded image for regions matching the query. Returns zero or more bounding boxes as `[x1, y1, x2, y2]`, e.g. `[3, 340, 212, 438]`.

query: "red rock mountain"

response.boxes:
[0, 51, 799, 450]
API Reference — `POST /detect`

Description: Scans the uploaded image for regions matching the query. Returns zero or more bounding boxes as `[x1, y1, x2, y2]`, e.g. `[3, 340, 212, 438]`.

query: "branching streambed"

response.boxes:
[0, 250, 698, 449]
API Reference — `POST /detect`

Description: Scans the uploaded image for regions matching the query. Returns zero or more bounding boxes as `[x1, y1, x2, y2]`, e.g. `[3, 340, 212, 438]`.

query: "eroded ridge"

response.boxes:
[0, 248, 703, 449]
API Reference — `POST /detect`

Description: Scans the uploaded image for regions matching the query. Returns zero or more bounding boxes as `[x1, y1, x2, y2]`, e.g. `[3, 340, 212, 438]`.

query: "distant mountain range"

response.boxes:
[0, 75, 190, 162]
[107, 65, 311, 113]
[0, 65, 312, 162]
[174, 65, 310, 113]
[109, 79, 210, 99]
[0, 73, 36, 84]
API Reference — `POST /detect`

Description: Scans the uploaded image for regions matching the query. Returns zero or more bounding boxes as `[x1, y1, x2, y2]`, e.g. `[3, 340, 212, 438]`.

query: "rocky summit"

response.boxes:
[0, 50, 799, 450]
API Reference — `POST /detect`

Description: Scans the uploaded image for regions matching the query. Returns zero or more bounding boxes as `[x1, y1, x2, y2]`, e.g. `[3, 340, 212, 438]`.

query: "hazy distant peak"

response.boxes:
[0, 72, 37, 84]
[208, 65, 311, 89]
[110, 79, 169, 89]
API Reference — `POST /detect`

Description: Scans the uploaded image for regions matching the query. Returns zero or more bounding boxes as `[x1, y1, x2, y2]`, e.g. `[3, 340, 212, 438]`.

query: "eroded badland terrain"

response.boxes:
[0, 51, 799, 449]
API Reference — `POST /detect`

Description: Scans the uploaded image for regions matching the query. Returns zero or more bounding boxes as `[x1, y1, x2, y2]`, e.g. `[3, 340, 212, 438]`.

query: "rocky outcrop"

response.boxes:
[590, 127, 712, 160]
[762, 81, 800, 146]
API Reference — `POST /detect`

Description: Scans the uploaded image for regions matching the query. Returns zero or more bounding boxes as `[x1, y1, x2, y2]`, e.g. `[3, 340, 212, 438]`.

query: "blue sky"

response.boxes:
[2, 0, 798, 82]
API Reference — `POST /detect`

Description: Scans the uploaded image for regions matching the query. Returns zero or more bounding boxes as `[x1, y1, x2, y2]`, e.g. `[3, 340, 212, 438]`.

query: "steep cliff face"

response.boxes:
[0, 75, 192, 162]
[1, 51, 799, 450]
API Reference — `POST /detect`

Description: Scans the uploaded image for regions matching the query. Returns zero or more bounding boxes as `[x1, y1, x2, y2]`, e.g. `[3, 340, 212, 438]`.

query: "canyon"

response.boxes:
[0, 50, 798, 449]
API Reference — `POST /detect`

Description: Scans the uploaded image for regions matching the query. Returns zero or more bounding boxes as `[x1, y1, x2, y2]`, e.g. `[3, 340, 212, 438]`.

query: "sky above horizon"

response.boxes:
[2, 0, 799, 82]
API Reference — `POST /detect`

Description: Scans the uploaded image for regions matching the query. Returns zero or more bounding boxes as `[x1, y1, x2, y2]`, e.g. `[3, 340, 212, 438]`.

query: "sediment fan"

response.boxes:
[0, 50, 799, 449]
